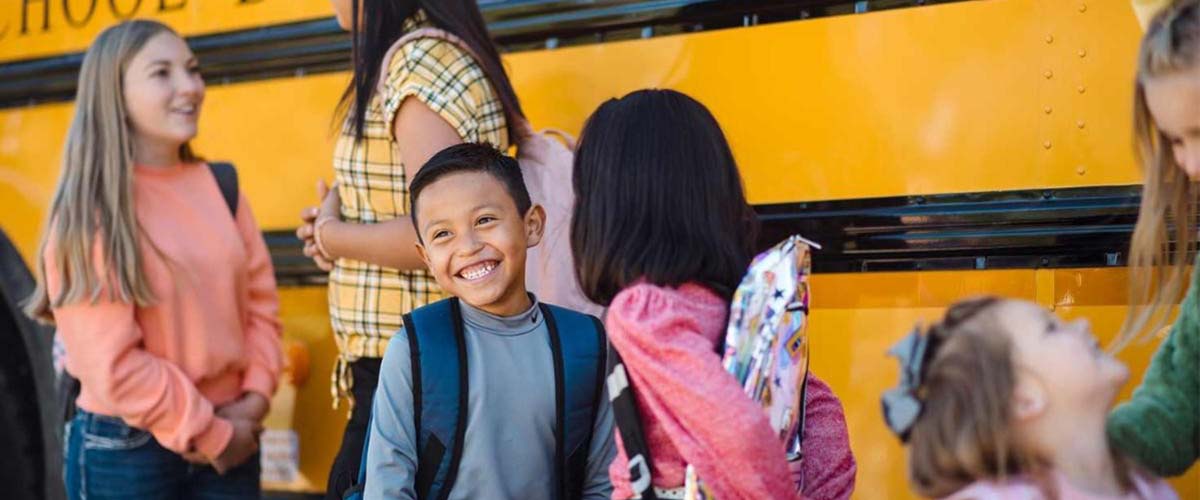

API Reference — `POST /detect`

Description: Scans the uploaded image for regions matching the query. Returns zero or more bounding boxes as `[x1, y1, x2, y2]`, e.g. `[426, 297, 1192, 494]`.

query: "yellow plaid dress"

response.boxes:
[328, 12, 508, 407]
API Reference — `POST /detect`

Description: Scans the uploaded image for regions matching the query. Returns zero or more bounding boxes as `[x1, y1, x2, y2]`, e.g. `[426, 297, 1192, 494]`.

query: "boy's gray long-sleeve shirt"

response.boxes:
[364, 298, 616, 499]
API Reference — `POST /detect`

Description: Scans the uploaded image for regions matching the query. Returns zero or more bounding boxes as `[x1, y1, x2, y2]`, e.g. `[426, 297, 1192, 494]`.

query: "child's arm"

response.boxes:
[45, 236, 233, 461]
[793, 374, 856, 500]
[304, 67, 465, 272]
[364, 328, 421, 499]
[581, 387, 617, 499]
[234, 192, 283, 404]
[1107, 262, 1200, 476]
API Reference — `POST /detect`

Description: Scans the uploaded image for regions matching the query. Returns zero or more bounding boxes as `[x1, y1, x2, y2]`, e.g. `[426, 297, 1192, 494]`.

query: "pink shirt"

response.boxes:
[44, 162, 282, 460]
[605, 282, 801, 500]
[791, 375, 857, 500]
[945, 471, 1178, 500]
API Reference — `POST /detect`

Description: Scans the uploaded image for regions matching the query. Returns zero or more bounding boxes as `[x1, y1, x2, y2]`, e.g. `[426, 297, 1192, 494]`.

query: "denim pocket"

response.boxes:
[81, 413, 153, 451]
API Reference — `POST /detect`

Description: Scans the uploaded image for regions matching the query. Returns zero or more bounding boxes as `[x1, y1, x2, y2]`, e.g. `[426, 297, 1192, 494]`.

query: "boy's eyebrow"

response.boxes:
[421, 217, 448, 233]
[419, 201, 507, 233]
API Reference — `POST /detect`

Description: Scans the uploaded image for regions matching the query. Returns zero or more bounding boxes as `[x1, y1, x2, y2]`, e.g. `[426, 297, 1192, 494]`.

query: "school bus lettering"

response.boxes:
[61, 0, 98, 29]
[20, 0, 49, 34]
[1, 0, 329, 63]
[19, 0, 193, 35]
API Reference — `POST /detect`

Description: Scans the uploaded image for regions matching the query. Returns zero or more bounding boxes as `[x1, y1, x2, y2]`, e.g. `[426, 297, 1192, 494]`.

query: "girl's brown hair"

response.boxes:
[1118, 0, 1200, 351]
[24, 20, 197, 322]
[905, 297, 1050, 497]
[907, 297, 1137, 498]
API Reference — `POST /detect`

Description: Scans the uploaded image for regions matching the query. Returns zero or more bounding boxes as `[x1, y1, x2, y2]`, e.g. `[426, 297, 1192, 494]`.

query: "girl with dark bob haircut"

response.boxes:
[571, 89, 757, 306]
[570, 89, 802, 499]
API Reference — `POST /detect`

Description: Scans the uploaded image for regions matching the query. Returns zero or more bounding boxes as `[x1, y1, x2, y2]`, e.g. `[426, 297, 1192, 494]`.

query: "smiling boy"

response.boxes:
[360, 143, 615, 500]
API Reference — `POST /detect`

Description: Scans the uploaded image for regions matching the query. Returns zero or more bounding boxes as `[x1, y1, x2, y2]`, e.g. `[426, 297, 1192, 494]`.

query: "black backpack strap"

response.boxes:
[606, 343, 658, 500]
[206, 162, 239, 218]
[410, 298, 469, 500]
[344, 299, 466, 500]
[542, 305, 607, 500]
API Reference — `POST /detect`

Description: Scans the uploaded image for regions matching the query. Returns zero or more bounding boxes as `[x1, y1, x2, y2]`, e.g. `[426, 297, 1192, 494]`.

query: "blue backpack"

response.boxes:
[345, 298, 606, 500]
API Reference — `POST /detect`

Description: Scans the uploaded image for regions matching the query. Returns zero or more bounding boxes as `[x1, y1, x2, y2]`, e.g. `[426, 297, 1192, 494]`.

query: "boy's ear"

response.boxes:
[415, 240, 431, 268]
[1011, 371, 1047, 422]
[525, 204, 546, 248]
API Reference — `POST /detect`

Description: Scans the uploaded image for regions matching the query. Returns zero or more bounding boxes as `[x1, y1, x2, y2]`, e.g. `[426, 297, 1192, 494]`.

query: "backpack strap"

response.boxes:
[606, 343, 659, 500]
[541, 305, 606, 500]
[408, 298, 469, 500]
[206, 162, 239, 217]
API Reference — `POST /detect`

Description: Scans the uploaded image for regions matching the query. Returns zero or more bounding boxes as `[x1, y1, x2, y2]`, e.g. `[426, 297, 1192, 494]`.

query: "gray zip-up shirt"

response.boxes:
[364, 298, 616, 499]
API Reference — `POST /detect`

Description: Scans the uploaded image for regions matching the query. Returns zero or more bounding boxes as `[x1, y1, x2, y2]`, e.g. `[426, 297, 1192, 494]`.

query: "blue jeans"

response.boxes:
[64, 410, 261, 500]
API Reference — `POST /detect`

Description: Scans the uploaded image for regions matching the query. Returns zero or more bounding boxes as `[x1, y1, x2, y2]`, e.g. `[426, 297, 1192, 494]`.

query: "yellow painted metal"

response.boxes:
[2, 0, 1196, 496]
[0, 0, 330, 63]
[507, 0, 1146, 204]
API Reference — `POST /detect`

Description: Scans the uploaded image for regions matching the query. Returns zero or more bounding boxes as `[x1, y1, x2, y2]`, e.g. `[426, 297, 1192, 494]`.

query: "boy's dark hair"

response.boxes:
[570, 89, 758, 306]
[409, 143, 532, 237]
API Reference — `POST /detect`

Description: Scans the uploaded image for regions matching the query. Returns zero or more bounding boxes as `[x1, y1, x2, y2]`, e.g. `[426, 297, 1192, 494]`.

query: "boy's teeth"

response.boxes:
[460, 261, 496, 280]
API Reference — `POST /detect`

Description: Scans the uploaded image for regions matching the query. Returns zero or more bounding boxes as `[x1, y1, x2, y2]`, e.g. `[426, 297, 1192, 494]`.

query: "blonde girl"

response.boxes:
[1108, 0, 1200, 477]
[25, 20, 281, 499]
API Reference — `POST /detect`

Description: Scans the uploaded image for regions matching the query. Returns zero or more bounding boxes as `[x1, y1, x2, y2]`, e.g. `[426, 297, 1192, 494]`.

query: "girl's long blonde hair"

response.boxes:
[1117, 0, 1200, 351]
[24, 20, 197, 322]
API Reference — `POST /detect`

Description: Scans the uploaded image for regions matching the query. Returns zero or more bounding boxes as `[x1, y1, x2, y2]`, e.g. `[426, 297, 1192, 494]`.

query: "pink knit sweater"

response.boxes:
[607, 282, 836, 500]
[791, 375, 856, 500]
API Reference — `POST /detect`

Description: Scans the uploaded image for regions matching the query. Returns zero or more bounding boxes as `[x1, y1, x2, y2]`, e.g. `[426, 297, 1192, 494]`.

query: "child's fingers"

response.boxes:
[299, 206, 319, 223]
[296, 224, 313, 241]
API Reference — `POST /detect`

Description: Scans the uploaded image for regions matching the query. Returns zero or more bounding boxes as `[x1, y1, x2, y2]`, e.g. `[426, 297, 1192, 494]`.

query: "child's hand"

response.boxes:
[212, 418, 262, 475]
[216, 392, 270, 423]
[296, 180, 338, 271]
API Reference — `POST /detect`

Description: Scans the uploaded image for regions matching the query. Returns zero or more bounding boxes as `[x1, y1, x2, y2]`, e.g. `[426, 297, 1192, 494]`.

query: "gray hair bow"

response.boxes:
[881, 326, 931, 442]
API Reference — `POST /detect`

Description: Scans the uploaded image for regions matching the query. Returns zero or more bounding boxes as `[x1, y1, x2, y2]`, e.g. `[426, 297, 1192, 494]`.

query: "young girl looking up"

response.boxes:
[884, 298, 1177, 499]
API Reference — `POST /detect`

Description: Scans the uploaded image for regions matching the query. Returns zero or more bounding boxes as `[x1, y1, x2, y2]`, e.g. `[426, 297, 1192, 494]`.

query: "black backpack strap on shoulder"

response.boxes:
[543, 305, 568, 500]
[408, 298, 469, 500]
[543, 305, 607, 500]
[206, 162, 239, 218]
[606, 342, 658, 500]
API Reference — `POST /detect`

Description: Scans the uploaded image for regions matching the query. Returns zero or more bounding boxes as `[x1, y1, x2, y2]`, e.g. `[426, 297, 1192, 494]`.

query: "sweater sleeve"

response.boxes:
[793, 374, 856, 500]
[46, 236, 233, 460]
[365, 328, 419, 499]
[606, 284, 800, 500]
[1107, 258, 1200, 476]
[581, 386, 617, 500]
[233, 193, 283, 400]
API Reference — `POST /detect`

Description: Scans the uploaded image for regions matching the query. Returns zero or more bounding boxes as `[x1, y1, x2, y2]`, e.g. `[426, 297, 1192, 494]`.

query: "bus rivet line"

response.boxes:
[1077, 120, 1086, 129]
[1078, 3, 1088, 13]
[1078, 85, 1087, 94]
[1044, 70, 1054, 79]
[1076, 166, 1087, 175]
[1046, 34, 1055, 44]
[1044, 106, 1053, 114]
[1078, 48, 1087, 58]
[1044, 140, 1053, 149]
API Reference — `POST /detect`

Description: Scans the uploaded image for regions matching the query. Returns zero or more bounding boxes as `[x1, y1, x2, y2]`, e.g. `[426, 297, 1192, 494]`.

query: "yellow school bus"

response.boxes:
[0, 0, 1194, 498]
